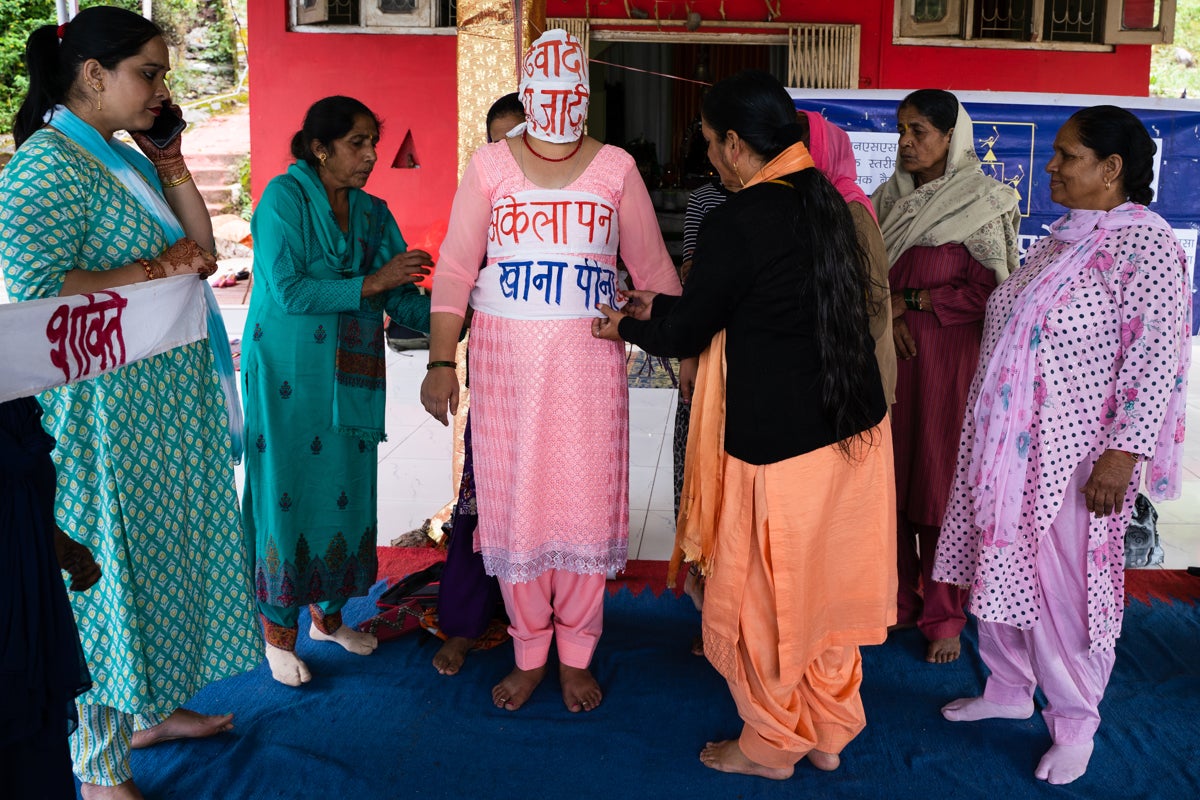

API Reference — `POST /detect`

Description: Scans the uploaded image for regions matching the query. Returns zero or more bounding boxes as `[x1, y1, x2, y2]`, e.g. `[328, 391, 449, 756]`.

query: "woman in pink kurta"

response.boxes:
[420, 30, 680, 714]
[933, 106, 1190, 786]
[872, 90, 1021, 664]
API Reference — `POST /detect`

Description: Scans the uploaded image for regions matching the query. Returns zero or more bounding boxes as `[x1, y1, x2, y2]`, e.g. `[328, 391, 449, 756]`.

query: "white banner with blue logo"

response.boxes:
[789, 89, 1200, 333]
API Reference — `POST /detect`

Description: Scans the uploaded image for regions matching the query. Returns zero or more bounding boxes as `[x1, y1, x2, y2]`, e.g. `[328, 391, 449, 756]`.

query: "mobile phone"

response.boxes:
[142, 104, 186, 149]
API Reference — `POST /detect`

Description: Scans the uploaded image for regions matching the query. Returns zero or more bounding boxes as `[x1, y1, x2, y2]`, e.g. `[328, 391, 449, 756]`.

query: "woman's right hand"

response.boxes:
[363, 249, 434, 297]
[420, 367, 459, 426]
[893, 317, 917, 359]
[890, 291, 907, 319]
[151, 238, 218, 279]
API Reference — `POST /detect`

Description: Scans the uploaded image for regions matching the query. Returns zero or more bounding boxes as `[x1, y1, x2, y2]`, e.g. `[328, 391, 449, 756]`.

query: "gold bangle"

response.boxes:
[161, 171, 192, 189]
[138, 257, 156, 281]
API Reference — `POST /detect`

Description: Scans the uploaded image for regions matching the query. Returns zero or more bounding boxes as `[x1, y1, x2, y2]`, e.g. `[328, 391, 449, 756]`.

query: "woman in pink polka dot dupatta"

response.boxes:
[932, 105, 1191, 786]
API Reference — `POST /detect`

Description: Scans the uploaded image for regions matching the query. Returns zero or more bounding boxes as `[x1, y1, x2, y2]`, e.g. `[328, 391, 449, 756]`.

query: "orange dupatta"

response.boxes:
[667, 142, 816, 586]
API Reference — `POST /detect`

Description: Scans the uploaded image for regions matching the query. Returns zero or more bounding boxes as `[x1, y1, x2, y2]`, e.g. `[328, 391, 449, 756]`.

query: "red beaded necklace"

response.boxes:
[523, 131, 583, 162]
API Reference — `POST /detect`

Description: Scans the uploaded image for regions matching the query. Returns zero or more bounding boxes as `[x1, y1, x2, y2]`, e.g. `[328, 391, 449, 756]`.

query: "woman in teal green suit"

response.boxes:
[0, 7, 259, 798]
[245, 96, 433, 686]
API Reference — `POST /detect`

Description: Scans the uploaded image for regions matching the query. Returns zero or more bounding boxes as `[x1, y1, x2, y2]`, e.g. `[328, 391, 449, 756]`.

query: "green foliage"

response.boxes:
[232, 152, 254, 221]
[1151, 1, 1200, 98]
[0, 1, 236, 136]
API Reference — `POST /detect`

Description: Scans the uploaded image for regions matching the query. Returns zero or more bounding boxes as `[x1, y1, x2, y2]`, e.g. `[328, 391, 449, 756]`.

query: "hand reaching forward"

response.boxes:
[363, 250, 434, 297]
[616, 289, 658, 321]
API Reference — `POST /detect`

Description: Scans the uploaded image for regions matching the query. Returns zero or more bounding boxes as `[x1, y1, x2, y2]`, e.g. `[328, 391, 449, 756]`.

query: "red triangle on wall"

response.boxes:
[391, 130, 419, 169]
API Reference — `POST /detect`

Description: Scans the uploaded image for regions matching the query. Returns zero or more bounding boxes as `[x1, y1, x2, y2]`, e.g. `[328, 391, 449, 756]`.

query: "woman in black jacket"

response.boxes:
[594, 70, 897, 780]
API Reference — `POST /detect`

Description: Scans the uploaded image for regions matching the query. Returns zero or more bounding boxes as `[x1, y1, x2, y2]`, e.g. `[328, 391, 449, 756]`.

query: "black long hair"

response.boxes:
[14, 6, 162, 147]
[289, 96, 381, 167]
[703, 70, 881, 453]
[1068, 105, 1157, 205]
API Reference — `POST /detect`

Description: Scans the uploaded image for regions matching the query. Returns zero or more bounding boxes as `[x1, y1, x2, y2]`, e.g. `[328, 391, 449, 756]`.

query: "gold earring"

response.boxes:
[92, 82, 104, 112]
[318, 153, 327, 167]
[734, 162, 745, 188]
[1105, 180, 1111, 190]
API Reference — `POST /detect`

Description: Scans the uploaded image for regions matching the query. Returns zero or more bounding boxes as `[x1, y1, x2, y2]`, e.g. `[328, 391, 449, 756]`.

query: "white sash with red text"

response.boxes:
[0, 275, 208, 402]
[473, 188, 621, 320]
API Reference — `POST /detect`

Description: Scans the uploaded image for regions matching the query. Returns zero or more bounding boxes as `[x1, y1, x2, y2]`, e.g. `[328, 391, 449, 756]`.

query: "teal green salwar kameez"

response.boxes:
[244, 161, 429, 643]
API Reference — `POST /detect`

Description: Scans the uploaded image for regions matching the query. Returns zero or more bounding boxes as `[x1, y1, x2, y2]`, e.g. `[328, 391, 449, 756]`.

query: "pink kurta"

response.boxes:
[890, 242, 997, 525]
[934, 221, 1189, 653]
[431, 142, 680, 583]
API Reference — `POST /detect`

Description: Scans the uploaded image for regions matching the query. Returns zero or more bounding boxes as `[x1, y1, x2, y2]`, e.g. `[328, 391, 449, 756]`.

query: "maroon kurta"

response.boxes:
[890, 242, 997, 527]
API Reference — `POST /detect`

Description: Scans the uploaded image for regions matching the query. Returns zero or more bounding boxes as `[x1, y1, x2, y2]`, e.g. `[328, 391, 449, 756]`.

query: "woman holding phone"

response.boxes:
[0, 7, 258, 798]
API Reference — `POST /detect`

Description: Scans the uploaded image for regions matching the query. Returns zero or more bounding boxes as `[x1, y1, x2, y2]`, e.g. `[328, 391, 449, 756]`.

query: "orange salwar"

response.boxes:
[702, 424, 897, 768]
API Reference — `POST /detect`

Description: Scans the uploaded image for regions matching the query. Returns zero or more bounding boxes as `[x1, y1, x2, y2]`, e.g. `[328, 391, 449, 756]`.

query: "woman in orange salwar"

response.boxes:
[594, 71, 896, 779]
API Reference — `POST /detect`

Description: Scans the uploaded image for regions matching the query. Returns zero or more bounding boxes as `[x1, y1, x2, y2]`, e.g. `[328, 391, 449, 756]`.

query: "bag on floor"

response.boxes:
[1124, 493, 1164, 568]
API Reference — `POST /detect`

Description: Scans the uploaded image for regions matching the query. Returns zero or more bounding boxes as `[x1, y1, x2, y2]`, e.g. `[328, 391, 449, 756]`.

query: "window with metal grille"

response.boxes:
[291, 0, 456, 30]
[897, 0, 1174, 46]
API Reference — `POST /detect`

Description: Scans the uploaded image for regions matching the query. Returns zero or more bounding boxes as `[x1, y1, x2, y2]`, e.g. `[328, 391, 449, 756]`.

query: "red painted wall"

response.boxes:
[247, 0, 1152, 257]
[552, 0, 1152, 94]
[247, 2, 458, 263]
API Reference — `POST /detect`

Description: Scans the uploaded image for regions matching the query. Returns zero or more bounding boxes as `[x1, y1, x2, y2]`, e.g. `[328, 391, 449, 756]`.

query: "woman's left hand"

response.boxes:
[592, 304, 626, 341]
[130, 103, 186, 174]
[1081, 449, 1138, 517]
[617, 289, 658, 321]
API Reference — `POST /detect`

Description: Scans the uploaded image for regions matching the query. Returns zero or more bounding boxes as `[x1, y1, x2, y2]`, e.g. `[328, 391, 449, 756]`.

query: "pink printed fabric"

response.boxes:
[470, 312, 630, 583]
[934, 203, 1190, 653]
[433, 142, 679, 583]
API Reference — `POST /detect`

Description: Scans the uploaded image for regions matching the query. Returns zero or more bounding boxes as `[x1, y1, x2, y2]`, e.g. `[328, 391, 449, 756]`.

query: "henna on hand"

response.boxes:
[152, 238, 218, 279]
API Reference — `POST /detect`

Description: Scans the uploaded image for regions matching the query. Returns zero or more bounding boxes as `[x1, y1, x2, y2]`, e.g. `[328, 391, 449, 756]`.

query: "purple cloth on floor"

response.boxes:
[437, 415, 501, 639]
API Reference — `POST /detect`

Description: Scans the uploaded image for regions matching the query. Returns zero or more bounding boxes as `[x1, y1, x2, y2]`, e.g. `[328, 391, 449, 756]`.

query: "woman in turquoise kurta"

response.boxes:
[0, 7, 259, 797]
[245, 96, 432, 686]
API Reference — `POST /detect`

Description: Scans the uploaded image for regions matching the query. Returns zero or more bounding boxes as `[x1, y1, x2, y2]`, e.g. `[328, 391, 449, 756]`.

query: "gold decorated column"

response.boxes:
[456, 0, 546, 178]
[425, 1, 546, 541]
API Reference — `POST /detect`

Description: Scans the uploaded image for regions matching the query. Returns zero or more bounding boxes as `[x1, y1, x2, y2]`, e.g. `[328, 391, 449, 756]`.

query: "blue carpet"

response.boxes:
[119, 583, 1200, 800]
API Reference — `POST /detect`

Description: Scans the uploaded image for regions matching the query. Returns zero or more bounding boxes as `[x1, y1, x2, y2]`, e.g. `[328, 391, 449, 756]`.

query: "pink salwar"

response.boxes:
[499, 571, 606, 670]
[975, 461, 1125, 746]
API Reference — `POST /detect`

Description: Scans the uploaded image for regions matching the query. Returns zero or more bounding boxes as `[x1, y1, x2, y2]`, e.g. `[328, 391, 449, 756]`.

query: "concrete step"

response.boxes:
[188, 151, 245, 170]
[197, 181, 233, 197]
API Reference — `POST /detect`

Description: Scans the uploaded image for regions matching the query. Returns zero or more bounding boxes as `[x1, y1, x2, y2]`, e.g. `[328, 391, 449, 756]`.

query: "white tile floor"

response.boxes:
[226, 303, 1200, 570]
[373, 346, 683, 560]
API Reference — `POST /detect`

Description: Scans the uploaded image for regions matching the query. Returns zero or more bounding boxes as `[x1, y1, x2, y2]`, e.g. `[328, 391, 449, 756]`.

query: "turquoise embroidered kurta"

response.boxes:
[244, 162, 430, 608]
[0, 127, 260, 715]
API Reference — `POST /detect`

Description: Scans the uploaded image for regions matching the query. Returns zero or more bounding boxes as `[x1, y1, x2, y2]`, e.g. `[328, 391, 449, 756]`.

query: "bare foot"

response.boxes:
[265, 643, 312, 687]
[130, 708, 234, 749]
[925, 635, 961, 664]
[699, 740, 794, 780]
[806, 750, 841, 771]
[81, 780, 145, 800]
[560, 664, 602, 712]
[433, 636, 474, 675]
[1035, 741, 1094, 785]
[310, 622, 378, 655]
[941, 696, 1034, 722]
[492, 665, 546, 711]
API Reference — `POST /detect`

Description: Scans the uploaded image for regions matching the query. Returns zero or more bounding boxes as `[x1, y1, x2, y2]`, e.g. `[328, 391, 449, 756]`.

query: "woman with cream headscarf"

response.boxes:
[872, 89, 1020, 664]
[420, 30, 680, 713]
